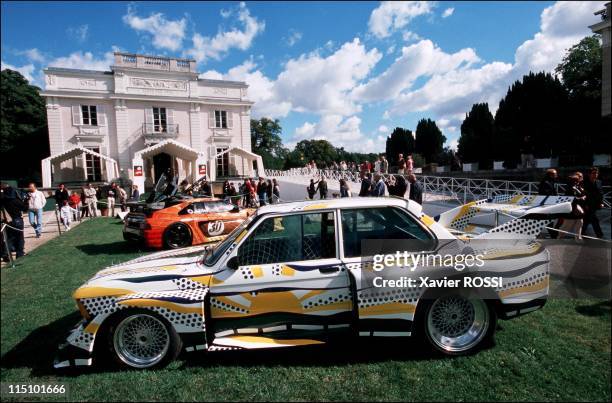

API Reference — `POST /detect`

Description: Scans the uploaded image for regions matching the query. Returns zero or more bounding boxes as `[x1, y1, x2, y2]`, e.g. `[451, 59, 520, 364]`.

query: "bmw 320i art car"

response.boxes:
[56, 196, 571, 370]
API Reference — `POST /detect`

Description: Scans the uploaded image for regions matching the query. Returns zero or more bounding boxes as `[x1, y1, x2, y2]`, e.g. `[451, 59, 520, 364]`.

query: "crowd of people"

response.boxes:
[538, 167, 605, 239]
[304, 153, 415, 176]
[217, 178, 281, 208]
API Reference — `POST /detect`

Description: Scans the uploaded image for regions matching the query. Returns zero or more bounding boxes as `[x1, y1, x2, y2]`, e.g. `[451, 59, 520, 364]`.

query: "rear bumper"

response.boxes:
[122, 227, 163, 248]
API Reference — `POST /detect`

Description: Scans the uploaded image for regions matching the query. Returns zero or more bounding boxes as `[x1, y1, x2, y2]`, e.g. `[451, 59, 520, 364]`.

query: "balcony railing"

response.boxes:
[142, 123, 179, 144]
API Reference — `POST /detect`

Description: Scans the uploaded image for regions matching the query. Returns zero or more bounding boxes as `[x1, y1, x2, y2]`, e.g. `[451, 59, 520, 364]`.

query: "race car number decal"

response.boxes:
[207, 221, 225, 236]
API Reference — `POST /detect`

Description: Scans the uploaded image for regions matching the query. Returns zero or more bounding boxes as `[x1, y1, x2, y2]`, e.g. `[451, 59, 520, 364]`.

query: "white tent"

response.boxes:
[209, 146, 265, 181]
[41, 146, 119, 188]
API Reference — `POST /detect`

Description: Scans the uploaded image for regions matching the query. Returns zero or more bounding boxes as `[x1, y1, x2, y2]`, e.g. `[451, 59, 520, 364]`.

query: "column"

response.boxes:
[113, 99, 131, 177]
[46, 97, 63, 155]
[189, 103, 202, 150]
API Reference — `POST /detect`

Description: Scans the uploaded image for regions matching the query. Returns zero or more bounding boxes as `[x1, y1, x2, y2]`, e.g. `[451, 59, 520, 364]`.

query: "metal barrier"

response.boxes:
[264, 168, 612, 207]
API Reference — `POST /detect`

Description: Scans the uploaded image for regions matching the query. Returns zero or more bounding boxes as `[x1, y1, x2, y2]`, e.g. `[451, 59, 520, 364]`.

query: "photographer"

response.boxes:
[1, 183, 26, 261]
[386, 174, 408, 198]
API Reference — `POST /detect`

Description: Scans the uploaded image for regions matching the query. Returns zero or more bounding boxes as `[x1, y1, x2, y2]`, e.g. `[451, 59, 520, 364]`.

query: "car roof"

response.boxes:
[256, 197, 422, 216]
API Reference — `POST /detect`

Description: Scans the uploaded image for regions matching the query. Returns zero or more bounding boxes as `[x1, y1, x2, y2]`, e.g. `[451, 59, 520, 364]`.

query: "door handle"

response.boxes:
[319, 265, 340, 274]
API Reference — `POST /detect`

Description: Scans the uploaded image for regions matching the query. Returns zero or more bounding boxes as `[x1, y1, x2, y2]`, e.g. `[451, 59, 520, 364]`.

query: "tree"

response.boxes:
[250, 118, 288, 170]
[494, 72, 570, 165]
[284, 139, 339, 168]
[0, 69, 49, 183]
[415, 118, 445, 164]
[555, 35, 607, 164]
[458, 103, 495, 169]
[385, 127, 415, 167]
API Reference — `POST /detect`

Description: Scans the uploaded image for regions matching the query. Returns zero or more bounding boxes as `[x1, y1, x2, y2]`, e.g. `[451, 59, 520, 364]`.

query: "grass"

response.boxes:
[1, 218, 611, 401]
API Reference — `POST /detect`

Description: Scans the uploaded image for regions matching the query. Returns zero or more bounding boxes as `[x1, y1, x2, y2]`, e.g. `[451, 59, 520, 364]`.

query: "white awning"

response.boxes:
[134, 139, 205, 161]
[209, 146, 265, 181]
[41, 146, 119, 187]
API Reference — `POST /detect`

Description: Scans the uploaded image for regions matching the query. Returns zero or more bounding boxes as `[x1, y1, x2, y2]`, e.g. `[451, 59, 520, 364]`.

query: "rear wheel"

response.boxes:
[107, 310, 181, 369]
[163, 223, 192, 249]
[421, 294, 495, 355]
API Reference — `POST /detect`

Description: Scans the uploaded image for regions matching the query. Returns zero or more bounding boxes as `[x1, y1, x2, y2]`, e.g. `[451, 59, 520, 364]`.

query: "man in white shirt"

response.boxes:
[27, 183, 46, 238]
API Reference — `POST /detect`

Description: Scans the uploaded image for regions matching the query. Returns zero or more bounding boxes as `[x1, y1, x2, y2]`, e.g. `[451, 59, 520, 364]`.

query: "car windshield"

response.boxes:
[203, 214, 256, 266]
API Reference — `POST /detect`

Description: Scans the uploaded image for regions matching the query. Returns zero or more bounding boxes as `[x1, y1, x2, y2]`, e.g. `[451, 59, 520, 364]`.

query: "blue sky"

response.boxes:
[1, 1, 603, 152]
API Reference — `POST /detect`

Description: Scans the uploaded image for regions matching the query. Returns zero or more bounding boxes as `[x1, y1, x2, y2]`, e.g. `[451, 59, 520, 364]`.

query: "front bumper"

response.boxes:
[53, 319, 95, 369]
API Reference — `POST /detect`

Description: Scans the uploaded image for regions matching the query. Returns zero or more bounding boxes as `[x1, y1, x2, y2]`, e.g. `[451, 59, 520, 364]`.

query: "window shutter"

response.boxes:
[145, 107, 153, 132]
[166, 108, 175, 133]
[72, 105, 82, 126]
[97, 105, 107, 126]
[227, 110, 233, 129]
[209, 110, 216, 128]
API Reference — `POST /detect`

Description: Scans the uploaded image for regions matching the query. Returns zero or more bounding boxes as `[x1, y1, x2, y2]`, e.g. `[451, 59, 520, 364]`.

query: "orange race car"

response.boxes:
[123, 198, 253, 249]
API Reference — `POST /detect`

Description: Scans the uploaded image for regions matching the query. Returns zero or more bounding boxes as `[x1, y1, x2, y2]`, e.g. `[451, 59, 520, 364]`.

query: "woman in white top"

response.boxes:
[27, 183, 46, 238]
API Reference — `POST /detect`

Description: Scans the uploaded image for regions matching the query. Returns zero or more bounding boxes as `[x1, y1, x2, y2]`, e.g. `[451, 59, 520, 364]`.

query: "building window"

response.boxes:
[153, 107, 167, 132]
[81, 105, 98, 126]
[215, 110, 228, 128]
[216, 146, 229, 177]
[85, 147, 102, 182]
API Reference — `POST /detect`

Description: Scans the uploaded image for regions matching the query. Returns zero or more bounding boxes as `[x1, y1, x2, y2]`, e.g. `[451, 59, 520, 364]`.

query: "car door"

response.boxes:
[208, 210, 353, 342]
[339, 206, 435, 337]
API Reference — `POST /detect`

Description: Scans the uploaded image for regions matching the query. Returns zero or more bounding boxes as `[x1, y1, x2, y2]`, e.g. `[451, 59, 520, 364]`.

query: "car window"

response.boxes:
[205, 201, 235, 213]
[341, 207, 432, 258]
[237, 212, 336, 266]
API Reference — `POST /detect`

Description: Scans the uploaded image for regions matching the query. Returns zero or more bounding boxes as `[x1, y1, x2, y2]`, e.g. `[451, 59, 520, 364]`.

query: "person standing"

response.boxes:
[406, 155, 414, 175]
[582, 167, 604, 238]
[266, 179, 273, 205]
[68, 191, 81, 222]
[27, 183, 46, 238]
[359, 173, 372, 197]
[307, 179, 317, 200]
[381, 156, 389, 174]
[339, 179, 351, 197]
[59, 200, 79, 231]
[407, 174, 423, 205]
[397, 154, 405, 174]
[387, 174, 407, 198]
[130, 185, 140, 202]
[371, 173, 386, 197]
[558, 173, 586, 239]
[54, 183, 69, 207]
[257, 177, 268, 206]
[107, 182, 117, 217]
[0, 183, 26, 261]
[538, 169, 558, 196]
[374, 157, 381, 174]
[117, 186, 128, 212]
[272, 179, 280, 204]
[316, 177, 328, 199]
[83, 183, 98, 217]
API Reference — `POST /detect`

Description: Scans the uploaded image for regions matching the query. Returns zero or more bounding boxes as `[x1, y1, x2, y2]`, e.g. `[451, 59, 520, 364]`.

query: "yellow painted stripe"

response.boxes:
[117, 299, 203, 314]
[235, 230, 248, 243]
[281, 265, 295, 276]
[499, 278, 549, 298]
[73, 287, 133, 299]
[420, 214, 435, 227]
[303, 203, 329, 211]
[84, 322, 100, 334]
[251, 266, 264, 278]
[359, 303, 416, 316]
[227, 335, 324, 346]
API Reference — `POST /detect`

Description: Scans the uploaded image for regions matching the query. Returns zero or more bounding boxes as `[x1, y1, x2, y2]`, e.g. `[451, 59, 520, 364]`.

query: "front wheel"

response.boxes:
[107, 310, 182, 369]
[421, 294, 495, 355]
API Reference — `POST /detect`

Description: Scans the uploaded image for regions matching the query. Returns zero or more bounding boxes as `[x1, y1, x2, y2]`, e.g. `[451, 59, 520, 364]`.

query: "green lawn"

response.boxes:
[1, 219, 610, 401]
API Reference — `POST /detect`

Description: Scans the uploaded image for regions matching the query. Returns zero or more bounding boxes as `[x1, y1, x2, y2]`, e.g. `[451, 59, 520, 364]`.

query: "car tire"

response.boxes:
[163, 223, 192, 249]
[106, 309, 182, 370]
[418, 291, 496, 356]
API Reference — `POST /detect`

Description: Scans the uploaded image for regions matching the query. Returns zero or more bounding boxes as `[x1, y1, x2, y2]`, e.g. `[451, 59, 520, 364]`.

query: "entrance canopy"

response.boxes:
[209, 146, 265, 181]
[42, 146, 119, 188]
[133, 139, 204, 161]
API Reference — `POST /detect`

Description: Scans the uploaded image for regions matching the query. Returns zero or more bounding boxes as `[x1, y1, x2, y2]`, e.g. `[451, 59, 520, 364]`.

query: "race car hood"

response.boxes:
[73, 255, 218, 299]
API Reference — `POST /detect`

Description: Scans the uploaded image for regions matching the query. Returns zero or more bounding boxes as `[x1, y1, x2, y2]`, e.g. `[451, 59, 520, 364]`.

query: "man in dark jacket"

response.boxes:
[359, 173, 371, 197]
[387, 175, 407, 197]
[582, 167, 604, 238]
[407, 174, 423, 205]
[316, 178, 328, 199]
[1, 183, 26, 261]
[538, 169, 558, 196]
[54, 183, 69, 207]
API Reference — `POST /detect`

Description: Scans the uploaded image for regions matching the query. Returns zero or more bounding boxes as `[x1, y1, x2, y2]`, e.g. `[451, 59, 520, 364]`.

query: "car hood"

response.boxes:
[73, 255, 217, 299]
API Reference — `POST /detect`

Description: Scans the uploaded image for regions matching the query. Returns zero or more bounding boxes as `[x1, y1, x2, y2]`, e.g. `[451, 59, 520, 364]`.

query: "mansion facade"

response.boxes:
[41, 52, 263, 191]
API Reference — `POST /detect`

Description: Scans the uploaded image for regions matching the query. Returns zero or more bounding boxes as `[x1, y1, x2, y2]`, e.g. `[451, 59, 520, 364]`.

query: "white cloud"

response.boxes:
[187, 2, 265, 63]
[293, 115, 386, 153]
[123, 6, 186, 51]
[1, 61, 36, 83]
[386, 45, 396, 55]
[47, 51, 115, 71]
[368, 1, 434, 38]
[378, 125, 389, 133]
[442, 8, 454, 18]
[284, 29, 303, 47]
[18, 48, 46, 63]
[402, 31, 421, 42]
[352, 39, 480, 103]
[67, 24, 89, 43]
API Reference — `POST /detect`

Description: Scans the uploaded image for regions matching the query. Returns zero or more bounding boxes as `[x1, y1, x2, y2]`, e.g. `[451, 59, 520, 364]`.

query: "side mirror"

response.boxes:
[226, 256, 239, 270]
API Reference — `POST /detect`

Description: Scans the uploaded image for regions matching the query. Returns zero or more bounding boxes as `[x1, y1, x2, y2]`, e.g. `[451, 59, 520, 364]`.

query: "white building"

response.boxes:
[41, 52, 264, 191]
